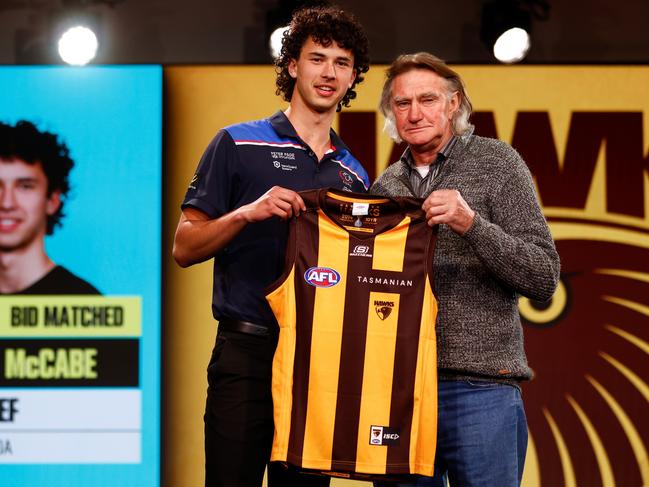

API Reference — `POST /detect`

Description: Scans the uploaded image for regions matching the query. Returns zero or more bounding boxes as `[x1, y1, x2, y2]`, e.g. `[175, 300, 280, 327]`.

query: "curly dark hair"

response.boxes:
[0, 120, 74, 235]
[275, 4, 370, 111]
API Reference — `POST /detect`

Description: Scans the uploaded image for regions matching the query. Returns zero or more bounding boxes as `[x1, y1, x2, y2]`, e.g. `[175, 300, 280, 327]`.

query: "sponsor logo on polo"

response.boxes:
[272, 160, 298, 171]
[270, 151, 296, 160]
[188, 173, 198, 190]
[339, 170, 354, 186]
[304, 267, 341, 288]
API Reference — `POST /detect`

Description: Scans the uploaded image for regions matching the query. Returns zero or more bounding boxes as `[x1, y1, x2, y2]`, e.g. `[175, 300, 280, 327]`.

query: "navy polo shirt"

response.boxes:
[182, 110, 370, 325]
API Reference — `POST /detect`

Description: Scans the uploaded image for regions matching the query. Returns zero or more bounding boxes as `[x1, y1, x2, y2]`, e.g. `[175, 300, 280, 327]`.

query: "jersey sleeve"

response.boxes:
[181, 129, 238, 218]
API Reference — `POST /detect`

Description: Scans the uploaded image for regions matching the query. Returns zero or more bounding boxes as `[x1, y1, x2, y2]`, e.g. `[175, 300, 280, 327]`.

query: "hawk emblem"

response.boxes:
[520, 219, 649, 486]
[375, 306, 392, 321]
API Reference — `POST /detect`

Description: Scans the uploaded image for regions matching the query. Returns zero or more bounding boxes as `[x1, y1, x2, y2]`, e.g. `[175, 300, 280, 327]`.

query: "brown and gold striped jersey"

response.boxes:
[266, 188, 438, 481]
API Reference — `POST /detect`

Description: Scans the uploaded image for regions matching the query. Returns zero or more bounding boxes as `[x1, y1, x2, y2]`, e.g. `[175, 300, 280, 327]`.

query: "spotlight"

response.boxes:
[480, 0, 549, 64]
[264, 0, 312, 61]
[58, 25, 98, 65]
[493, 27, 530, 63]
[54, 0, 123, 65]
[269, 26, 289, 59]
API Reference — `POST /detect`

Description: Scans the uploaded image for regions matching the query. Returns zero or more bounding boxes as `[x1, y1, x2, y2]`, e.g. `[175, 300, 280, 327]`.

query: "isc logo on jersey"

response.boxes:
[369, 425, 401, 446]
[304, 267, 341, 288]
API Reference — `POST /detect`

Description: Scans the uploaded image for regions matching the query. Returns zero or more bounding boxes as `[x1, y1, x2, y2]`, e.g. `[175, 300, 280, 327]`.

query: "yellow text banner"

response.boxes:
[0, 296, 142, 337]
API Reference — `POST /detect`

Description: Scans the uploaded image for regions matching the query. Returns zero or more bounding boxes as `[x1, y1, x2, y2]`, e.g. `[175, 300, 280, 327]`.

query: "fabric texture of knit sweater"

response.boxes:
[370, 134, 560, 381]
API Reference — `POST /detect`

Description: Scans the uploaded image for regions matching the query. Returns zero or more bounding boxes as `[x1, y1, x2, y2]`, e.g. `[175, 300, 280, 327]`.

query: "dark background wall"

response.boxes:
[2, 0, 649, 65]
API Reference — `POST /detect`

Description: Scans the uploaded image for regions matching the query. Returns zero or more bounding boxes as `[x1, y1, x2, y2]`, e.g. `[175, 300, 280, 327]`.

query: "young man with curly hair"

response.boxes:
[173, 5, 370, 487]
[0, 120, 98, 295]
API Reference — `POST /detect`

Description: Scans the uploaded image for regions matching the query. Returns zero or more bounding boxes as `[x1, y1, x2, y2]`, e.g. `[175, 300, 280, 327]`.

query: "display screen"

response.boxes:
[0, 66, 161, 486]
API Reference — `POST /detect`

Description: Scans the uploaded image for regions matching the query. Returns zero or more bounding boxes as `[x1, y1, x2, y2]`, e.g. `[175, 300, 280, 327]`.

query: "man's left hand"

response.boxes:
[422, 189, 475, 235]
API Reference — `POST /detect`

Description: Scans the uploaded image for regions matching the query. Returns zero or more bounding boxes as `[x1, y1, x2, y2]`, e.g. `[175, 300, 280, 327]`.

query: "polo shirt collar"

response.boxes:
[269, 110, 350, 154]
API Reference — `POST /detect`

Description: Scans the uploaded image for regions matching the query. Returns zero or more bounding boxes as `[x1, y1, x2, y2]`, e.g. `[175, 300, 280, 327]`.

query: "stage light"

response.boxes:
[480, 0, 549, 64]
[493, 27, 530, 63]
[58, 25, 99, 65]
[269, 26, 289, 59]
[264, 0, 306, 62]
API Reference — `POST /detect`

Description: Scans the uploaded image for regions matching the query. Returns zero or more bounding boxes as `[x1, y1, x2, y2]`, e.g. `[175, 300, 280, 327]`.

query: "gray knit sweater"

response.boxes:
[371, 134, 560, 381]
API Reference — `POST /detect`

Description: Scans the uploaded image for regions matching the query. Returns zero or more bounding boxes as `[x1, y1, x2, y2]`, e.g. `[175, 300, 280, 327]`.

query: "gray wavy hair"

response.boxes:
[379, 52, 473, 142]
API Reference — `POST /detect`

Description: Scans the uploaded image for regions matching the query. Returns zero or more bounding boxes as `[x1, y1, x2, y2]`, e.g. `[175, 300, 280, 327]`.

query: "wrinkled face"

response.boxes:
[391, 69, 459, 152]
[0, 158, 60, 252]
[288, 36, 356, 114]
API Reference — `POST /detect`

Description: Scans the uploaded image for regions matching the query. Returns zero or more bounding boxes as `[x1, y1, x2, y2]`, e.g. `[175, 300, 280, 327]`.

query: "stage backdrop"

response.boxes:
[0, 66, 162, 486]
[165, 65, 649, 487]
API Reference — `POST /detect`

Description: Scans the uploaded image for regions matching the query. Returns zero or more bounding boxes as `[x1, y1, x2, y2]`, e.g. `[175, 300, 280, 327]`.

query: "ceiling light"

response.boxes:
[493, 27, 530, 63]
[269, 26, 289, 59]
[58, 25, 98, 65]
[481, 0, 548, 64]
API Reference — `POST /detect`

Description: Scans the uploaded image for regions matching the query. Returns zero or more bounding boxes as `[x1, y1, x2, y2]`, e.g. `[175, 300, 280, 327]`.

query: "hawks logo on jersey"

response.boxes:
[374, 300, 395, 321]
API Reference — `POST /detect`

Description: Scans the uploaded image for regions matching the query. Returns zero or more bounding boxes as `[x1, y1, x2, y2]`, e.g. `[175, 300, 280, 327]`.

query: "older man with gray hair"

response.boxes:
[372, 52, 560, 486]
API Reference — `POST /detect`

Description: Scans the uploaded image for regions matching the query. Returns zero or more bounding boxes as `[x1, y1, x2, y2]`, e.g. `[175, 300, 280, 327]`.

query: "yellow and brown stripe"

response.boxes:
[267, 188, 438, 479]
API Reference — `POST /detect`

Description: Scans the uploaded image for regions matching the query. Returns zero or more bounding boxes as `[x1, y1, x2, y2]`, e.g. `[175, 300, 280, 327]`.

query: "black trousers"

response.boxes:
[204, 328, 330, 487]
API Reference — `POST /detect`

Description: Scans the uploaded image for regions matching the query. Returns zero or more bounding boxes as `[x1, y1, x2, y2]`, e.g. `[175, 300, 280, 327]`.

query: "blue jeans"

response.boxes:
[375, 380, 527, 487]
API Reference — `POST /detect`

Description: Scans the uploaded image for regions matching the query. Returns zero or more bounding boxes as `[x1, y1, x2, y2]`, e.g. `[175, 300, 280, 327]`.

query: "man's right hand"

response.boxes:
[238, 186, 306, 222]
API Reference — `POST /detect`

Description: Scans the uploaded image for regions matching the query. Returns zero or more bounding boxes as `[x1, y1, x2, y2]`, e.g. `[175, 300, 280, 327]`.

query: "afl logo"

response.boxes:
[339, 170, 353, 186]
[304, 267, 341, 288]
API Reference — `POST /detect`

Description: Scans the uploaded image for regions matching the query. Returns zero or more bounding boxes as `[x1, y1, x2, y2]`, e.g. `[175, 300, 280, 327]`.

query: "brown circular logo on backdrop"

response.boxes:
[521, 219, 649, 487]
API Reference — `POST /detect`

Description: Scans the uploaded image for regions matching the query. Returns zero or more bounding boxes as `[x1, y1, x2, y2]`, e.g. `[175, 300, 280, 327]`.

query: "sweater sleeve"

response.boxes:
[369, 177, 389, 196]
[462, 151, 560, 301]
[370, 162, 414, 198]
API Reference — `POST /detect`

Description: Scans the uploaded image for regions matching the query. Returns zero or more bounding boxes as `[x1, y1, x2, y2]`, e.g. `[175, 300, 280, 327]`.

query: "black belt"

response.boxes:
[218, 318, 275, 337]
